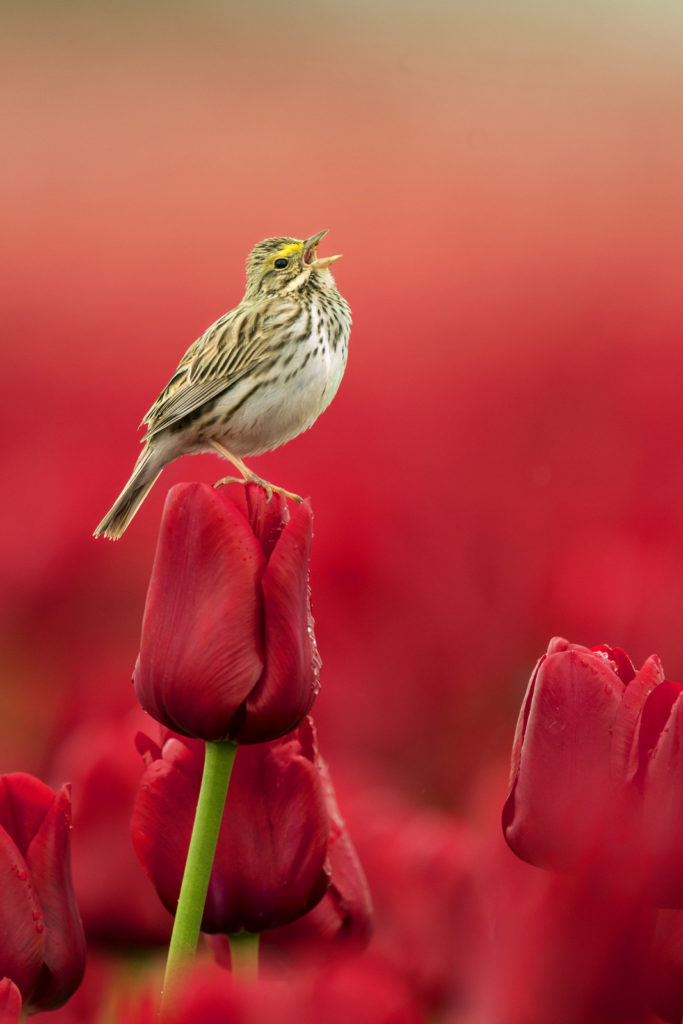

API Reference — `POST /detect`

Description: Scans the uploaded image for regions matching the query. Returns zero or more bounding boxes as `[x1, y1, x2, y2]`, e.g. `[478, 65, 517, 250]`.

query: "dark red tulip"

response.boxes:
[133, 480, 320, 743]
[0, 773, 85, 1013]
[503, 637, 683, 905]
[209, 723, 372, 962]
[131, 718, 332, 934]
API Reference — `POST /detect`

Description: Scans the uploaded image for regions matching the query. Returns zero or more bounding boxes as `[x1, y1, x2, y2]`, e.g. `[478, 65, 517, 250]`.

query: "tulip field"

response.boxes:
[3, 1, 683, 1021]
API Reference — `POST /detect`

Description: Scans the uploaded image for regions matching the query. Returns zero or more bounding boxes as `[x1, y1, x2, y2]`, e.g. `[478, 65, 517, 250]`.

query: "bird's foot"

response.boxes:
[266, 481, 304, 504]
[214, 474, 302, 504]
[213, 475, 243, 490]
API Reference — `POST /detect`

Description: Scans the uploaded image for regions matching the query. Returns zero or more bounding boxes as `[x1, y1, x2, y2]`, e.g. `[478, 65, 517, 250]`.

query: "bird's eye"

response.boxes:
[274, 257, 289, 269]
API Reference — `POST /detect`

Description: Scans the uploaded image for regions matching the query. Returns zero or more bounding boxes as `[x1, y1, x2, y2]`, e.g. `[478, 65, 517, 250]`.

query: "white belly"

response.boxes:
[209, 303, 349, 456]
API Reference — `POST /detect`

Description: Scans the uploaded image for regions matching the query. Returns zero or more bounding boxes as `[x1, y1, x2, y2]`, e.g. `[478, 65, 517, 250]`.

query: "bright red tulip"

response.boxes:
[131, 718, 332, 933]
[503, 637, 683, 905]
[133, 480, 320, 743]
[0, 773, 85, 1013]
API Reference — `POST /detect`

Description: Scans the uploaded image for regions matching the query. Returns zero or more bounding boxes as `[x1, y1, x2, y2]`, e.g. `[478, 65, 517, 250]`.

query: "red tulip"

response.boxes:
[503, 637, 683, 905]
[133, 480, 320, 743]
[131, 718, 332, 934]
[0, 773, 85, 1013]
[211, 726, 373, 961]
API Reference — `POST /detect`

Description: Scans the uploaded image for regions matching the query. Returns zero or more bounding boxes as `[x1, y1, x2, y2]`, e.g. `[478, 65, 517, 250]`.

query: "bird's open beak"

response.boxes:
[302, 229, 342, 270]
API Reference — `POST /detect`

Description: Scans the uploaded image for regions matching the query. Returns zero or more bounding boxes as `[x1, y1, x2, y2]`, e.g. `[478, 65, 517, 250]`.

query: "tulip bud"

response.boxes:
[212, 718, 373, 958]
[133, 481, 320, 743]
[0, 773, 85, 1013]
[131, 719, 333, 934]
[503, 636, 683, 906]
[503, 638, 637, 871]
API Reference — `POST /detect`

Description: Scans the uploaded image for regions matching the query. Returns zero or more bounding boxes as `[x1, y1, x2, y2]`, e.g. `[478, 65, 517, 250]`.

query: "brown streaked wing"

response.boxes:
[141, 297, 299, 438]
[139, 311, 235, 427]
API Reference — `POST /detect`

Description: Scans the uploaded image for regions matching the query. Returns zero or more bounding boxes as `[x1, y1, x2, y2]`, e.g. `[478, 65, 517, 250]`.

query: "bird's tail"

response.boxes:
[93, 447, 164, 540]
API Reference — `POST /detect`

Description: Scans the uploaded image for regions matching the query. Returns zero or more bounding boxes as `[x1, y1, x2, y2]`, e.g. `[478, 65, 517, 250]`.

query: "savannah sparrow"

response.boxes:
[94, 229, 351, 540]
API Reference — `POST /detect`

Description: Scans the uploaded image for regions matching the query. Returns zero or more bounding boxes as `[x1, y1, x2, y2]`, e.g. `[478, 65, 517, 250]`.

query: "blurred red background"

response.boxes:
[3, 0, 683, 804]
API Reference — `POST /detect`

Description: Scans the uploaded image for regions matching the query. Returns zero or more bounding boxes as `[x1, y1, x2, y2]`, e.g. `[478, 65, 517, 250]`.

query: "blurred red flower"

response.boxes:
[115, 956, 423, 1024]
[49, 708, 172, 946]
[133, 480, 320, 743]
[131, 718, 354, 934]
[340, 792, 481, 1014]
[460, 854, 678, 1024]
[503, 637, 683, 905]
[446, 770, 683, 1024]
[0, 773, 85, 1013]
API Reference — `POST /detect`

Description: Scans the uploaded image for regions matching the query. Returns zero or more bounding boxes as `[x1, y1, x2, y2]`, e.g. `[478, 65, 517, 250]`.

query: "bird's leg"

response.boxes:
[210, 441, 302, 503]
[210, 441, 264, 491]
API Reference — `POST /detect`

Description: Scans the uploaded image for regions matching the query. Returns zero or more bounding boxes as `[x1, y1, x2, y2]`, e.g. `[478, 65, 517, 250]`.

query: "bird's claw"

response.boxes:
[213, 475, 243, 489]
[214, 475, 302, 504]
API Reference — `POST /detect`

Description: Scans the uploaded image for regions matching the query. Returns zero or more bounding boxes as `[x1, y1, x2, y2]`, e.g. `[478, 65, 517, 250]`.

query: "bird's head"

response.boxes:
[244, 230, 342, 297]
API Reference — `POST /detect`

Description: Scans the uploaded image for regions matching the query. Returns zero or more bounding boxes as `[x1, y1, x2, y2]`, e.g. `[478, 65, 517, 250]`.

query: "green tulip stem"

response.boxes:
[228, 931, 260, 980]
[161, 739, 238, 1012]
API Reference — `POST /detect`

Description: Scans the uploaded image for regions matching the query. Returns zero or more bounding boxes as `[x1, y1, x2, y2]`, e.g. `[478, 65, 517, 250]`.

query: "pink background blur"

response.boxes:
[3, 0, 683, 805]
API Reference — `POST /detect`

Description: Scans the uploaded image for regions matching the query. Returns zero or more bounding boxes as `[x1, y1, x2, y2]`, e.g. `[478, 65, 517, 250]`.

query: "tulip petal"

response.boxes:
[238, 500, 320, 743]
[505, 650, 547, 806]
[131, 738, 197, 919]
[217, 481, 291, 561]
[206, 734, 329, 932]
[0, 774, 54, 857]
[639, 684, 683, 906]
[610, 654, 666, 783]
[503, 646, 626, 870]
[132, 729, 330, 934]
[309, 742, 372, 945]
[0, 979, 22, 1024]
[134, 483, 266, 741]
[0, 835, 43, 1001]
[23, 785, 85, 1011]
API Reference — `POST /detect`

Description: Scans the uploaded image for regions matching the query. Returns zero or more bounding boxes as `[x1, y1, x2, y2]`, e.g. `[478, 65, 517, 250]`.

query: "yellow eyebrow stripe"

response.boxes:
[273, 241, 303, 263]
